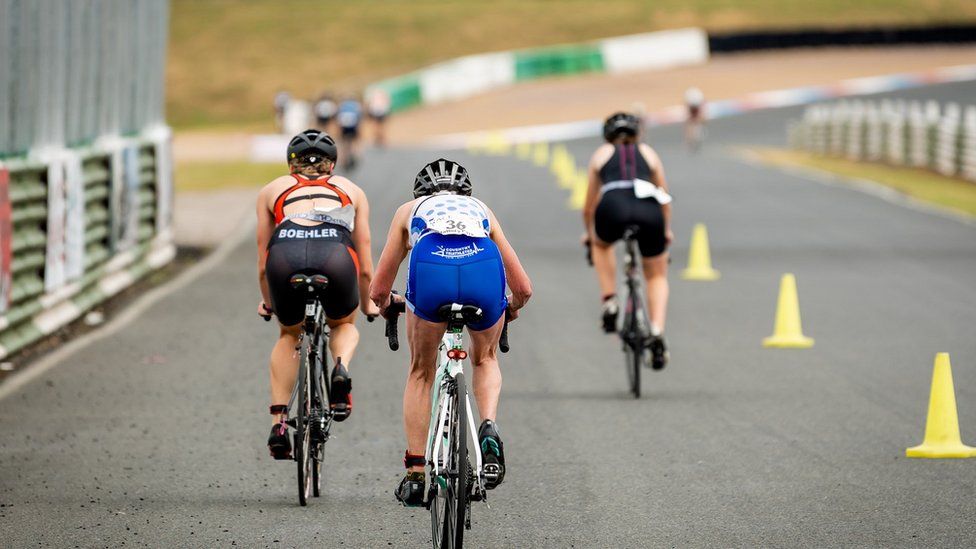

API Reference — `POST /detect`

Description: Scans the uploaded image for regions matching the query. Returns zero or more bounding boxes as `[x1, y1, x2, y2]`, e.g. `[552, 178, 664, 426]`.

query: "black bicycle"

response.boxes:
[265, 273, 335, 506]
[586, 227, 650, 398]
[618, 227, 651, 398]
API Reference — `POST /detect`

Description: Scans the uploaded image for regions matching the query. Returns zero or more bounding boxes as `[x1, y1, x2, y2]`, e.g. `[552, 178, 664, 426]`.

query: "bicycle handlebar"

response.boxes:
[384, 294, 406, 351]
[499, 312, 510, 353]
[383, 292, 514, 353]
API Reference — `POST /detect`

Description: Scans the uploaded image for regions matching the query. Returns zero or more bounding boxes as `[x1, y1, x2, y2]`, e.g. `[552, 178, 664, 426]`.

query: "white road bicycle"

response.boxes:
[385, 298, 509, 549]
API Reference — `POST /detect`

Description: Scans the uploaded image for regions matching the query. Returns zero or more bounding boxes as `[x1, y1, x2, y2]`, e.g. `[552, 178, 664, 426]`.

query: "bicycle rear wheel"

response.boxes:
[295, 357, 313, 506]
[312, 340, 328, 498]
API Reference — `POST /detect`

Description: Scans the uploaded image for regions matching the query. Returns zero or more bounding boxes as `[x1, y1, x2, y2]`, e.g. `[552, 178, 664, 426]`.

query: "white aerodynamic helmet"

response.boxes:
[685, 87, 704, 106]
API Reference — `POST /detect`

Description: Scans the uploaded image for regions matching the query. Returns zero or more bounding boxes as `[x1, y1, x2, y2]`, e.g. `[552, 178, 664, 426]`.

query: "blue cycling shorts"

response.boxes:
[406, 233, 507, 331]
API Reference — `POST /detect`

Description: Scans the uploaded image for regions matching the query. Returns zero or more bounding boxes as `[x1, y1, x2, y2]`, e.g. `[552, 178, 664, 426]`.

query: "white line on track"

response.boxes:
[0, 214, 258, 402]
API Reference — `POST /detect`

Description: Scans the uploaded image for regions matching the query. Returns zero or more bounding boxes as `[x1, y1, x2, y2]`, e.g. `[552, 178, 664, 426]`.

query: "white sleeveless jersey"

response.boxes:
[409, 194, 491, 247]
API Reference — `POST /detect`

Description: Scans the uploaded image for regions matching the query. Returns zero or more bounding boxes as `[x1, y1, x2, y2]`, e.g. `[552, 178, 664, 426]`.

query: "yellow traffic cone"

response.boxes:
[681, 223, 720, 281]
[762, 273, 813, 348]
[906, 353, 976, 458]
[532, 142, 549, 167]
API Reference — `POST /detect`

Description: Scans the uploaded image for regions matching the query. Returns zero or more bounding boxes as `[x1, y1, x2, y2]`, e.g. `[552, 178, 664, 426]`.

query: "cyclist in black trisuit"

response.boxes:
[256, 129, 379, 459]
[583, 112, 672, 369]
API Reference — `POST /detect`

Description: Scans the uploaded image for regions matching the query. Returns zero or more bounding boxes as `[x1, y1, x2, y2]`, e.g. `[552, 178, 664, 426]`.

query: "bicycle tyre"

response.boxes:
[431, 380, 464, 549]
[312, 337, 328, 498]
[453, 373, 469, 548]
[621, 293, 640, 398]
[295, 356, 312, 506]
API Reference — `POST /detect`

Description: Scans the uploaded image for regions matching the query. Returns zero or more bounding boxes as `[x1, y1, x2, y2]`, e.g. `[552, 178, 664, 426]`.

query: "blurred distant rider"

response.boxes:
[273, 90, 291, 133]
[366, 89, 392, 147]
[684, 87, 705, 152]
[583, 112, 672, 369]
[256, 129, 379, 459]
[337, 96, 364, 170]
[314, 92, 338, 133]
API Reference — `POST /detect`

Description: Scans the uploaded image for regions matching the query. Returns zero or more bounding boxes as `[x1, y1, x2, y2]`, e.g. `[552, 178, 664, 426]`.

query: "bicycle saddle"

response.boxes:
[290, 273, 330, 295]
[437, 303, 483, 329]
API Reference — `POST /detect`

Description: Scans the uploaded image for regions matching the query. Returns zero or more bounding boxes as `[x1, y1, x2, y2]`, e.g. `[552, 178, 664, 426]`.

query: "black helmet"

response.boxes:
[287, 129, 337, 163]
[602, 112, 641, 142]
[413, 158, 473, 198]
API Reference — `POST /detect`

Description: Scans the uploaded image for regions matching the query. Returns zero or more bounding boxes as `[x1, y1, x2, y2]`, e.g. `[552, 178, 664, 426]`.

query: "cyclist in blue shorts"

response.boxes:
[370, 158, 532, 506]
[336, 96, 363, 170]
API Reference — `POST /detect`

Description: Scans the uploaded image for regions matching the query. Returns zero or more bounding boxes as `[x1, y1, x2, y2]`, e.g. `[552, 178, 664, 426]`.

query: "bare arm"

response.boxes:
[255, 187, 275, 309]
[641, 144, 673, 244]
[583, 145, 612, 241]
[368, 202, 412, 310]
[487, 208, 532, 311]
[348, 184, 379, 315]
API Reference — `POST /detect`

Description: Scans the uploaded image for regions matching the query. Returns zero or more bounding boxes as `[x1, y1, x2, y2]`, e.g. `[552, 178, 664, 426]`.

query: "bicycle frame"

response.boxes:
[287, 298, 330, 423]
[426, 329, 485, 497]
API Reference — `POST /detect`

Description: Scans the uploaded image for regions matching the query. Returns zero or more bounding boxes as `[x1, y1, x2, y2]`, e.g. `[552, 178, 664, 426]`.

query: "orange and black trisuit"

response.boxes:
[265, 174, 360, 325]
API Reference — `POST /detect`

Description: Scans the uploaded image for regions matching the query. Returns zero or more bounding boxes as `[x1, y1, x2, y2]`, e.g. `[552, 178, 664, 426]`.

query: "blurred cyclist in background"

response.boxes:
[256, 129, 379, 459]
[684, 87, 705, 152]
[583, 112, 671, 370]
[369, 158, 532, 506]
[273, 89, 291, 133]
[337, 95, 364, 170]
[314, 92, 338, 133]
[366, 89, 392, 147]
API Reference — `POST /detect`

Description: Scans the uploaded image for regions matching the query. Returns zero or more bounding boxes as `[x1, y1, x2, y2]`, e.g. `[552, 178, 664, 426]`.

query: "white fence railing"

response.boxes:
[789, 99, 976, 182]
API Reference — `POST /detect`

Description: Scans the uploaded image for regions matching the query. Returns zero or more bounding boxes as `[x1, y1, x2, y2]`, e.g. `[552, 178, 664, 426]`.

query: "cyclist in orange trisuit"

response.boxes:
[256, 129, 379, 459]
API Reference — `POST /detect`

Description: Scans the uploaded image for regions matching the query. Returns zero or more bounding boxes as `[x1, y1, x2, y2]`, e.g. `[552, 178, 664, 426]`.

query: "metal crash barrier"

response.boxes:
[0, 0, 174, 360]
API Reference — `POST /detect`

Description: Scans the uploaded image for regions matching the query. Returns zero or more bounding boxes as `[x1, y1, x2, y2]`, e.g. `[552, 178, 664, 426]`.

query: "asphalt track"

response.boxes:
[2, 81, 975, 548]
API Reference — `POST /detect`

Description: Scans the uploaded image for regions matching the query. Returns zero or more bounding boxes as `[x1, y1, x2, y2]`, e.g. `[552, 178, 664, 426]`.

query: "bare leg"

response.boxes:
[467, 315, 505, 422]
[591, 238, 617, 299]
[270, 323, 302, 423]
[404, 310, 446, 472]
[326, 311, 359, 368]
[642, 253, 669, 333]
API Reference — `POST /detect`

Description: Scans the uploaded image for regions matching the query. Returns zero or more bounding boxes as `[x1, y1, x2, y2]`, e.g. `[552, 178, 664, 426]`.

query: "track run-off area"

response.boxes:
[2, 81, 975, 547]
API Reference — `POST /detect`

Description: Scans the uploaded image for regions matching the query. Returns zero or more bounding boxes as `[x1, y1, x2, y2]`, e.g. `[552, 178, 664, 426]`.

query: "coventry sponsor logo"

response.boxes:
[279, 227, 339, 239]
[431, 242, 484, 259]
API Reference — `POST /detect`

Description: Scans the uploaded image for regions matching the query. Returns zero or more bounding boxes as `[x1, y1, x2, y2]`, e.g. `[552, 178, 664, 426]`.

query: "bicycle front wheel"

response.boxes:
[622, 295, 641, 398]
[430, 375, 469, 548]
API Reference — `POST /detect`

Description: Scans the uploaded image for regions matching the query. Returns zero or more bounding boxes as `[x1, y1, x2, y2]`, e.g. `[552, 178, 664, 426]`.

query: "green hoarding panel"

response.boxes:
[515, 45, 604, 81]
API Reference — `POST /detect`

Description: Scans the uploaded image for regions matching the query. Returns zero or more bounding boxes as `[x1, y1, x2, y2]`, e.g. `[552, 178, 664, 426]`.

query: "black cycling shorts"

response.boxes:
[594, 188, 667, 257]
[341, 126, 359, 139]
[265, 220, 360, 325]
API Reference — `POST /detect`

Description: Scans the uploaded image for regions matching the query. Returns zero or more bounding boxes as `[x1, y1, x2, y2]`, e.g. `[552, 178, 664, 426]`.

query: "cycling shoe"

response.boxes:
[267, 423, 292, 460]
[330, 359, 352, 421]
[601, 297, 619, 333]
[479, 420, 505, 489]
[395, 472, 426, 507]
[648, 335, 669, 370]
